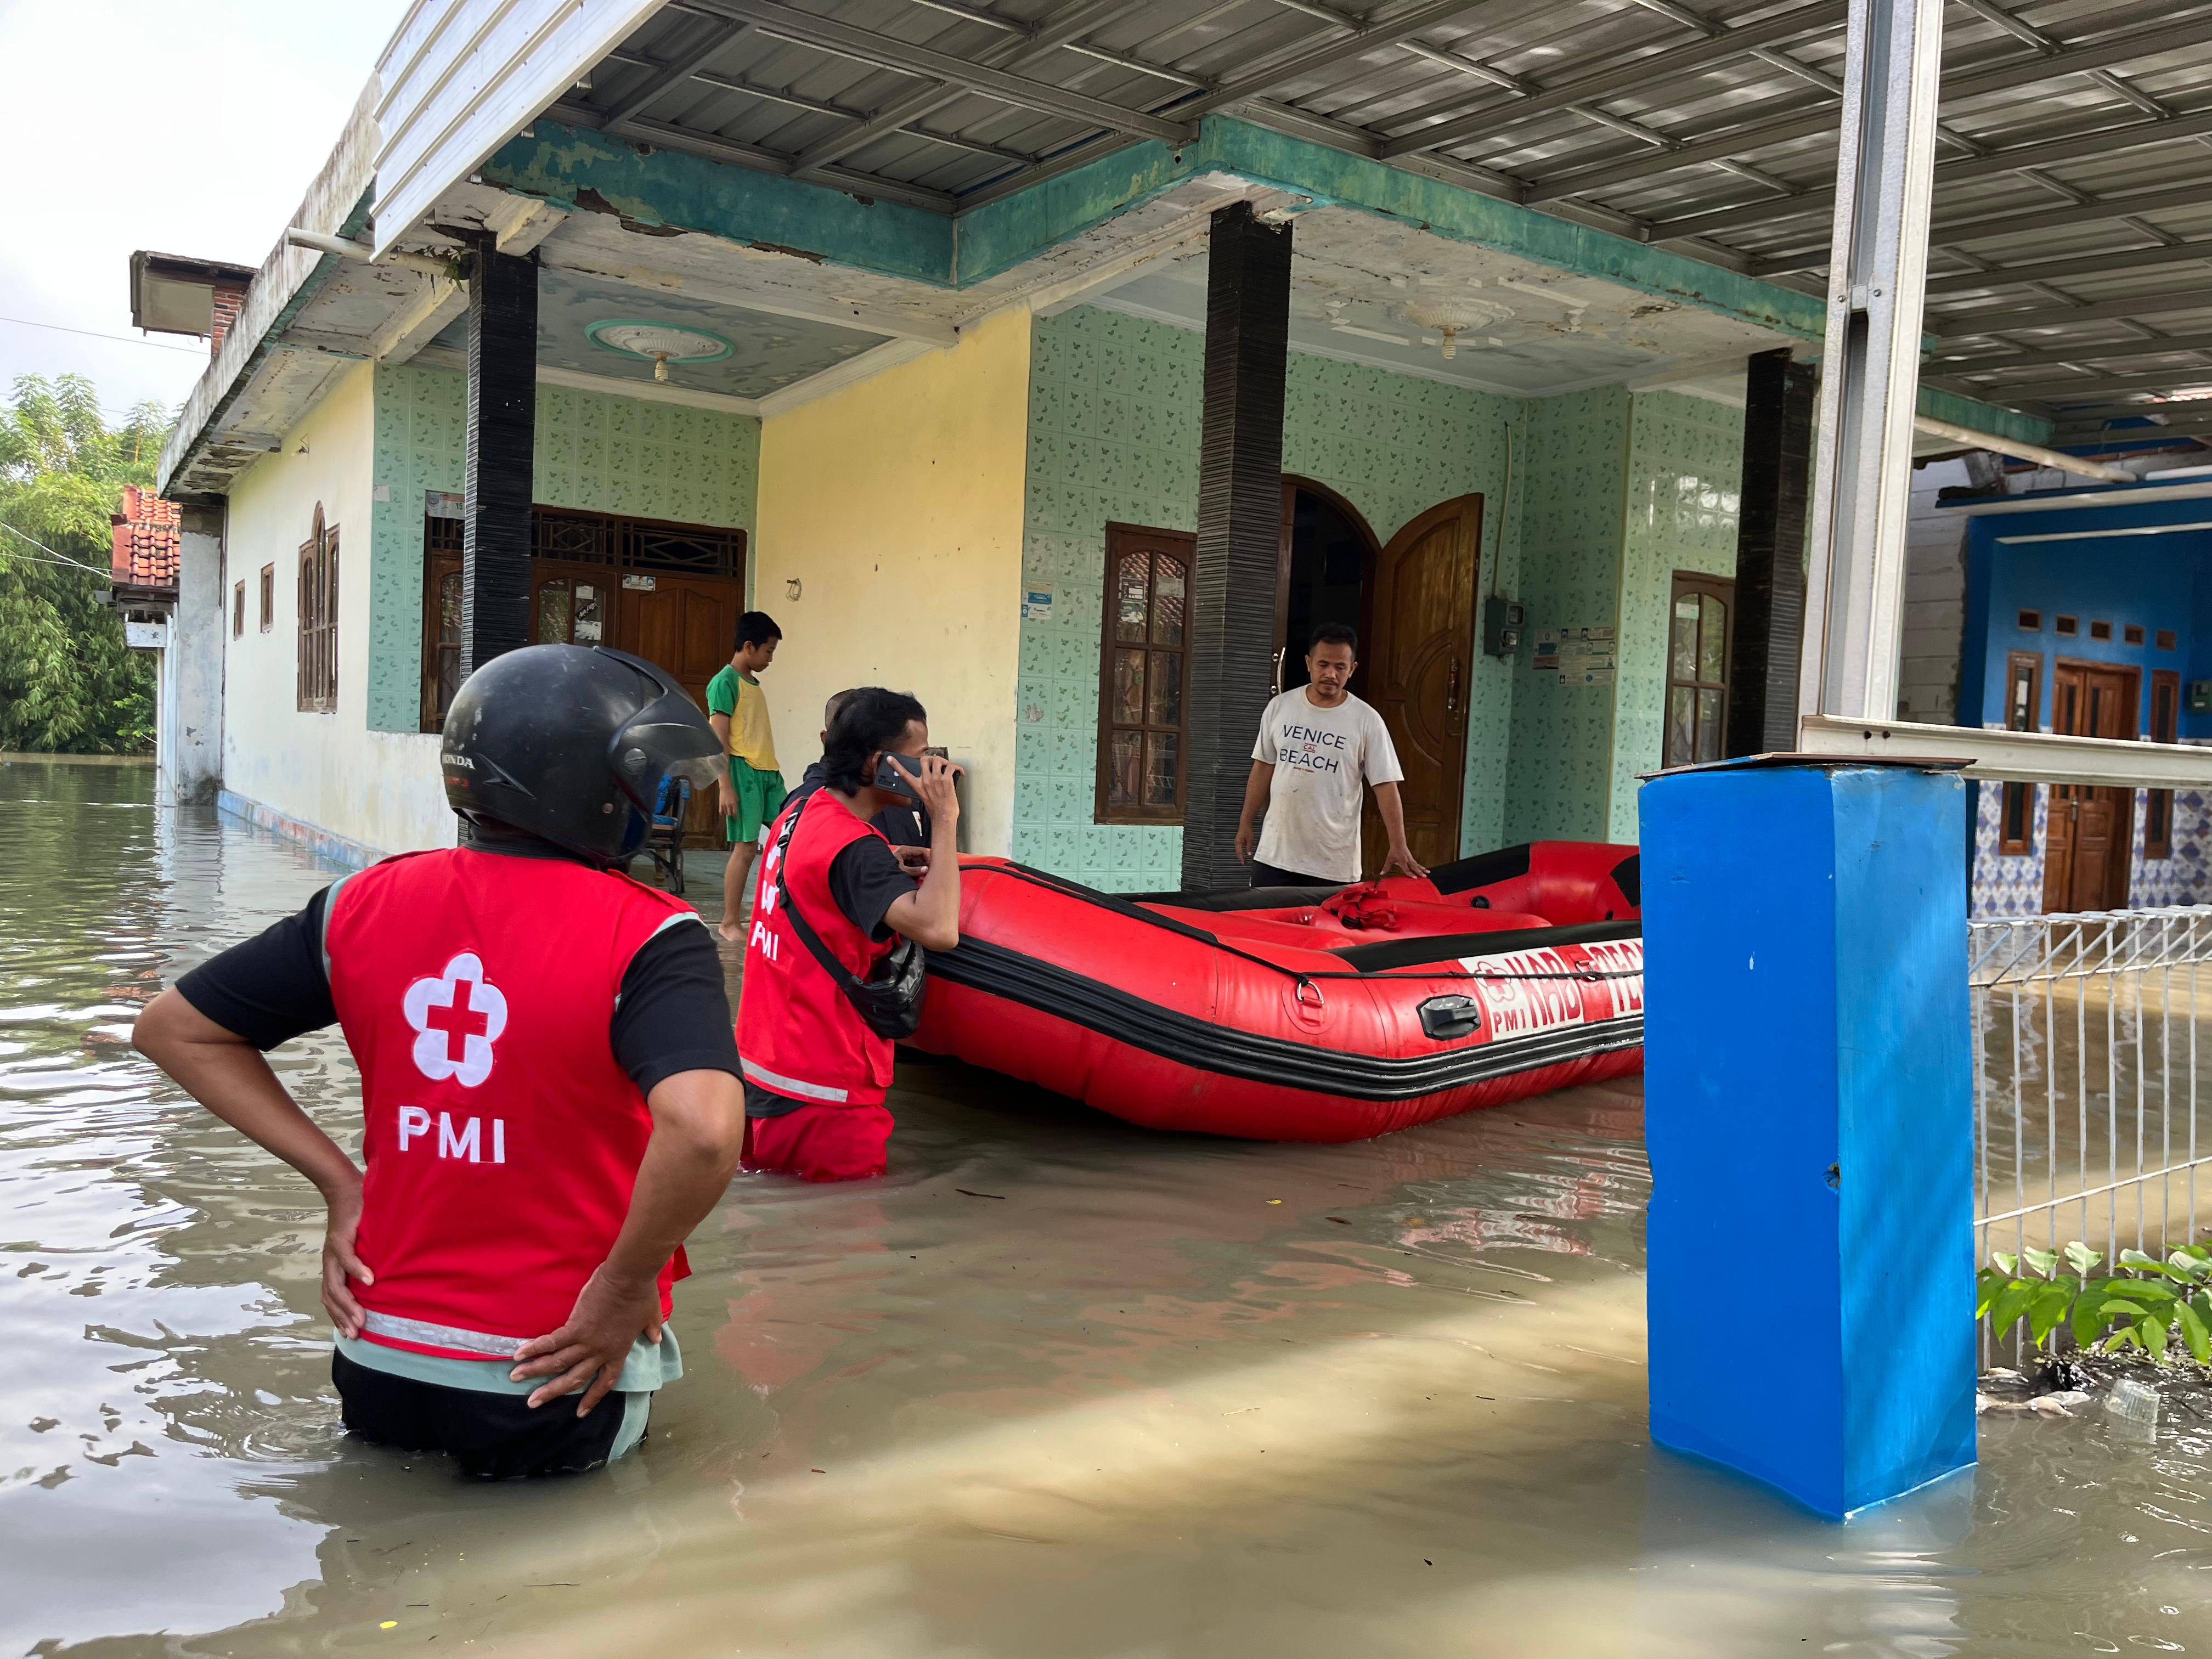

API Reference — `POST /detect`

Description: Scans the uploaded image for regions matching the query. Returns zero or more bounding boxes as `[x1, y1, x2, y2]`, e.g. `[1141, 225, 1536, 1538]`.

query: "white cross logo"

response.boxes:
[401, 952, 509, 1087]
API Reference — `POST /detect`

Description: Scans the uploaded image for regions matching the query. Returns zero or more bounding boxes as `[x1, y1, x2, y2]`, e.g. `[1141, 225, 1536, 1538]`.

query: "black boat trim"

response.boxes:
[1335, 918, 1641, 972]
[927, 936, 1644, 1103]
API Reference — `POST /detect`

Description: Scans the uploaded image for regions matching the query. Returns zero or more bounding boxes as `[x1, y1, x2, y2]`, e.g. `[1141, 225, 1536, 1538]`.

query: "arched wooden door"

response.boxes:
[1359, 494, 1483, 877]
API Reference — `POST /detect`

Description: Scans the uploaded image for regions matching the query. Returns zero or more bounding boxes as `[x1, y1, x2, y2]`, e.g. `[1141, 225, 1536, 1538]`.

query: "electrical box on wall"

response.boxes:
[2190, 681, 2212, 714]
[1483, 597, 1525, 658]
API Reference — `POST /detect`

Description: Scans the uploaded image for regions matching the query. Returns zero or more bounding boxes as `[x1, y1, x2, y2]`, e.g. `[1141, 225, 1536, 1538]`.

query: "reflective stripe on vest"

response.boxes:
[361, 1310, 523, 1359]
[740, 1056, 849, 1103]
[323, 847, 697, 1362]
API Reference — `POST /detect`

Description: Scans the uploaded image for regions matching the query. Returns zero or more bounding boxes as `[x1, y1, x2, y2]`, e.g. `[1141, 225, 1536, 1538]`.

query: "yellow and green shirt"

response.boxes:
[705, 667, 778, 772]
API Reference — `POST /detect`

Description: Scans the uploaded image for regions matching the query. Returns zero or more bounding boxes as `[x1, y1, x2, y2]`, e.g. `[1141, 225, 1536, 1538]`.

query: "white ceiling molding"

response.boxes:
[534, 361, 763, 415]
[535, 236, 955, 346]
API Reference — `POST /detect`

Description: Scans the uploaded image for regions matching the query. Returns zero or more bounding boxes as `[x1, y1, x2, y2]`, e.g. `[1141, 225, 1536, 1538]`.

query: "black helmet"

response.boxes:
[440, 645, 723, 865]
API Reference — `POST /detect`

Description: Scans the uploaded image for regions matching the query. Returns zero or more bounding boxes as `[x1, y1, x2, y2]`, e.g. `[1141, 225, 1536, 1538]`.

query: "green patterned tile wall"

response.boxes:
[1503, 386, 1631, 845]
[1608, 391, 1744, 841]
[1015, 306, 1525, 889]
[365, 364, 760, 732]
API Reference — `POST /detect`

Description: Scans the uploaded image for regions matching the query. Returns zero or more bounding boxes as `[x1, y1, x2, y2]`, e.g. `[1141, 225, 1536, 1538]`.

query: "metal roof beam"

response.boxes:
[1933, 289, 2212, 338]
[781, 0, 1151, 179]
[1649, 106, 2212, 243]
[1522, 13, 2212, 205]
[601, 17, 756, 128]
[1756, 179, 2212, 275]
[1934, 329, 2212, 376]
[1925, 236, 2212, 296]
[1180, 0, 1496, 118]
[699, 0, 1195, 145]
[1378, 1, 1847, 160]
[595, 47, 1041, 166]
[1961, 364, 2212, 401]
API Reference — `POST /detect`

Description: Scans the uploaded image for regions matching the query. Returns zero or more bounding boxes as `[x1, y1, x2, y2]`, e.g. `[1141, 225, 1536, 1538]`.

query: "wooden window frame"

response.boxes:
[296, 505, 339, 713]
[1662, 571, 1735, 769]
[419, 511, 465, 732]
[2017, 608, 2041, 631]
[2056, 614, 2079, 637]
[2125, 624, 2145, 646]
[258, 563, 274, 633]
[1999, 651, 2042, 856]
[2158, 629, 2177, 653]
[1094, 522, 1195, 826]
[2148, 667, 2181, 859]
[2090, 619, 2113, 642]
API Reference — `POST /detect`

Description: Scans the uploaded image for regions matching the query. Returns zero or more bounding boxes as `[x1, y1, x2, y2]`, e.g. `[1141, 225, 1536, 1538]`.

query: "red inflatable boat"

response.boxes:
[912, 842, 1644, 1143]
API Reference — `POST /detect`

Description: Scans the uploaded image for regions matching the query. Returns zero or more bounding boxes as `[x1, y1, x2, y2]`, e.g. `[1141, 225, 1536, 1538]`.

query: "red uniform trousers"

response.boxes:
[742, 1102, 894, 1182]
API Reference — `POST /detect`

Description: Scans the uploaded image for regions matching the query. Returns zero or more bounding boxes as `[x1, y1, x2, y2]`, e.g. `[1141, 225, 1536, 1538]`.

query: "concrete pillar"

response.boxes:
[461, 240, 537, 676]
[162, 502, 226, 803]
[1181, 202, 1291, 893]
[1640, 758, 1975, 1517]
[1726, 349, 1815, 757]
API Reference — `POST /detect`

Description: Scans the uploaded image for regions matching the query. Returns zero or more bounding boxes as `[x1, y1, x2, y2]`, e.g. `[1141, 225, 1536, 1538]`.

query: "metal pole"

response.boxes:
[1797, 0, 1945, 726]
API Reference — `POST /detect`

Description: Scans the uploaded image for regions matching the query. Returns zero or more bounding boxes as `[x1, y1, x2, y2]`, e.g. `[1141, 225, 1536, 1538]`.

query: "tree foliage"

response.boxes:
[0, 375, 172, 753]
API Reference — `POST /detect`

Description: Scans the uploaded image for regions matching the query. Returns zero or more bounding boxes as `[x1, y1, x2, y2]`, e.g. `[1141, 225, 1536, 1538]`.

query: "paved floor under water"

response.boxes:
[4, 759, 2210, 1657]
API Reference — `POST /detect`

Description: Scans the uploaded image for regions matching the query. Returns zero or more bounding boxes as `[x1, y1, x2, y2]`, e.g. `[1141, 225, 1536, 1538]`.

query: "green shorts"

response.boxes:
[726, 758, 787, 845]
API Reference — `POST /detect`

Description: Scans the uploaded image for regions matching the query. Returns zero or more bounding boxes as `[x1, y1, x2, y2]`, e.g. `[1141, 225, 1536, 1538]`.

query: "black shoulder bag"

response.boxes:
[770, 801, 927, 1040]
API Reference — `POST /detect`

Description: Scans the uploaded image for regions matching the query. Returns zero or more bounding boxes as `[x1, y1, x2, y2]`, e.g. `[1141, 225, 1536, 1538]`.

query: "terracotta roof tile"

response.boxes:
[111, 484, 180, 590]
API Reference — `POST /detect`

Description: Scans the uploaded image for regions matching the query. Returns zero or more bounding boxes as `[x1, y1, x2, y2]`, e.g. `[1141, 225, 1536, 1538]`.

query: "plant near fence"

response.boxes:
[1977, 1243, 2212, 1364]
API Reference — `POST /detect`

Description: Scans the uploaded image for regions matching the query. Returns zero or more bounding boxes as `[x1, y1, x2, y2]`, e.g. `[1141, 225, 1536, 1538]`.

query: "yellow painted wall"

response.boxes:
[754, 308, 1031, 854]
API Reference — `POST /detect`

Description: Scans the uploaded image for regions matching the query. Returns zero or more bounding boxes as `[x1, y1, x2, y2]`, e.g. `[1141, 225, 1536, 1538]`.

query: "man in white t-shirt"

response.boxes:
[1233, 622, 1429, 888]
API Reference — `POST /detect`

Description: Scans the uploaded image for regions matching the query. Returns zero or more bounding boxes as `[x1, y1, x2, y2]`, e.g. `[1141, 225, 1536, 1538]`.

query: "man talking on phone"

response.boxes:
[735, 687, 962, 1182]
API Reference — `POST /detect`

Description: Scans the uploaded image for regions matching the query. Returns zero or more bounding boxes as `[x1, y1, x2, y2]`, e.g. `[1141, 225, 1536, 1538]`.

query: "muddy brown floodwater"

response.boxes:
[5, 759, 2212, 1657]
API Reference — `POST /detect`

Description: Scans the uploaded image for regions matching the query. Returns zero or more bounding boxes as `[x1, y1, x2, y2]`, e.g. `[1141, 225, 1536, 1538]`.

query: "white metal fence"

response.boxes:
[1970, 907, 2212, 1279]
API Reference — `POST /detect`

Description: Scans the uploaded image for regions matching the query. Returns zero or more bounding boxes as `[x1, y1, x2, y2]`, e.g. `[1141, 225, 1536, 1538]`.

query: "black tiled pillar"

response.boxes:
[1180, 202, 1292, 893]
[1726, 347, 1817, 757]
[460, 240, 538, 676]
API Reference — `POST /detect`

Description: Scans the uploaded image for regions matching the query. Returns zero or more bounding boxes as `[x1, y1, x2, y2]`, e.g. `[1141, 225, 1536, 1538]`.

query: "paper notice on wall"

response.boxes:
[426, 490, 464, 519]
[1533, 626, 1615, 684]
[1556, 626, 1616, 685]
[1023, 585, 1054, 620]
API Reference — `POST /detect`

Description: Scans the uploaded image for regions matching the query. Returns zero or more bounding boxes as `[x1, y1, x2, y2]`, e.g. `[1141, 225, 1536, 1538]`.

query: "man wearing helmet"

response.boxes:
[132, 646, 746, 1480]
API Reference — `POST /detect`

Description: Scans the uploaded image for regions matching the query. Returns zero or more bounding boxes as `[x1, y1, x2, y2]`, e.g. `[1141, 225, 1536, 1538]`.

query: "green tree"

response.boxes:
[0, 374, 172, 753]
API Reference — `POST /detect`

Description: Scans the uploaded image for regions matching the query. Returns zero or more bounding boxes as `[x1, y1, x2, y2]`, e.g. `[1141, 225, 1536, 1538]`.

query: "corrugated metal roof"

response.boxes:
[548, 0, 2212, 430]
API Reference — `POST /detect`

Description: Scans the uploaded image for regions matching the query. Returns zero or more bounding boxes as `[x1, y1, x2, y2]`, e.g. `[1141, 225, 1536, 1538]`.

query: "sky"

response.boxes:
[0, 0, 413, 422]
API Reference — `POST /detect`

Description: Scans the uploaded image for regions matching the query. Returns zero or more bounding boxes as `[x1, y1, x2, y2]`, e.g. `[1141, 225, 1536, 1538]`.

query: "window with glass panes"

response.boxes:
[1095, 524, 1194, 823]
[1663, 573, 1733, 768]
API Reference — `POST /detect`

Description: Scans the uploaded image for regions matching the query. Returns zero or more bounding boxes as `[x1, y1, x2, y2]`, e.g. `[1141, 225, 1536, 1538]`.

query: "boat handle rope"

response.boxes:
[977, 863, 1644, 987]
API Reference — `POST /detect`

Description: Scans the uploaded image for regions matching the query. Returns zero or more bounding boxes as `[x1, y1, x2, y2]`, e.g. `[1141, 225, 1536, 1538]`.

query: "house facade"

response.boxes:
[146, 13, 2063, 889]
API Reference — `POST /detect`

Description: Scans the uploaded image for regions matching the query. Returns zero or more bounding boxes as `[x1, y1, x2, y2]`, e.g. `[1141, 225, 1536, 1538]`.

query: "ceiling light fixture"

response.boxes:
[585, 319, 734, 383]
[1396, 295, 1514, 360]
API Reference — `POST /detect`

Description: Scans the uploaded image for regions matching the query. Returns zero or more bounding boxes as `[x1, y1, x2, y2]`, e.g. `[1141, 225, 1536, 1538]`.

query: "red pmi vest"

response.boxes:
[323, 847, 699, 1362]
[736, 789, 900, 1108]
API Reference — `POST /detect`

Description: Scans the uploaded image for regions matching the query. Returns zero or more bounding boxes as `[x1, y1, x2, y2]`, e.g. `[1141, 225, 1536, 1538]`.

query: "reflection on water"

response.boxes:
[3, 759, 2208, 1657]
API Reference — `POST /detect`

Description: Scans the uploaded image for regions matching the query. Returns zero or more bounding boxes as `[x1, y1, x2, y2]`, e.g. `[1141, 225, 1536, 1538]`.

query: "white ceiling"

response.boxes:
[1073, 205, 1796, 398]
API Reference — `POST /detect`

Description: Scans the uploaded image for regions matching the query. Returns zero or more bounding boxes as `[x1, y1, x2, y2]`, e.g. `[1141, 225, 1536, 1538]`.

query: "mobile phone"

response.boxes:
[874, 751, 961, 802]
[874, 753, 923, 802]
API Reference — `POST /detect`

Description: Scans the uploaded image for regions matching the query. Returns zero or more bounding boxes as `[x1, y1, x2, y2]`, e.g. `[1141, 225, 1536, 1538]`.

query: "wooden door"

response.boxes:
[2043, 662, 2138, 913]
[613, 572, 748, 844]
[1358, 495, 1482, 877]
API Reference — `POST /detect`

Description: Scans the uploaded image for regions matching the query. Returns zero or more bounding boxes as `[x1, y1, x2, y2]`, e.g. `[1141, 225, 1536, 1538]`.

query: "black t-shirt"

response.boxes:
[174, 853, 741, 1097]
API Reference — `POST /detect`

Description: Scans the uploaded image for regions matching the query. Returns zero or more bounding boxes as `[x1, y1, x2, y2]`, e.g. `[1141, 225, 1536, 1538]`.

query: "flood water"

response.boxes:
[5, 758, 2211, 1657]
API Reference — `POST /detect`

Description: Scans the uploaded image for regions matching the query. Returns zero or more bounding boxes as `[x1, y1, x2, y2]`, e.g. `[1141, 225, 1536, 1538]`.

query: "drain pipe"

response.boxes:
[285, 227, 458, 280]
[1912, 414, 2132, 483]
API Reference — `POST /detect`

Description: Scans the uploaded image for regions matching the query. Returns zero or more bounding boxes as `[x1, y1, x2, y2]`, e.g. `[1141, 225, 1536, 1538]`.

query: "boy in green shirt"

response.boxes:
[705, 611, 786, 941]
